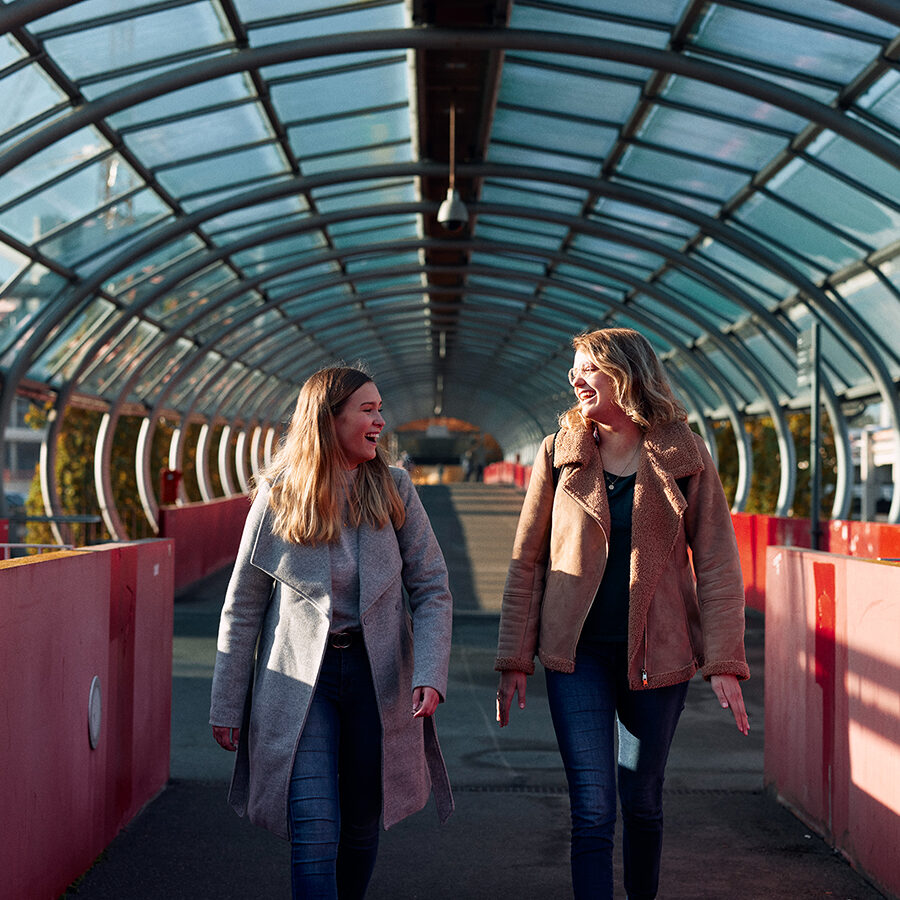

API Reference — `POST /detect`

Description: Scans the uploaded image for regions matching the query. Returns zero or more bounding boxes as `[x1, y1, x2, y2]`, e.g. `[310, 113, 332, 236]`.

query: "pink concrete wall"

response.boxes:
[158, 494, 249, 591]
[0, 540, 174, 899]
[765, 547, 900, 899]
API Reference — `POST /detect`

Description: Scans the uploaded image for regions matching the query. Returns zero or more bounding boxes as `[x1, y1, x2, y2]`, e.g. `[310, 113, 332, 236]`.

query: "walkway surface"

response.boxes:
[64, 483, 887, 899]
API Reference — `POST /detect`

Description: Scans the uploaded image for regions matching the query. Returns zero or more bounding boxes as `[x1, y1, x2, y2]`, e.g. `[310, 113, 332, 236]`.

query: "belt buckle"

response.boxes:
[331, 632, 353, 649]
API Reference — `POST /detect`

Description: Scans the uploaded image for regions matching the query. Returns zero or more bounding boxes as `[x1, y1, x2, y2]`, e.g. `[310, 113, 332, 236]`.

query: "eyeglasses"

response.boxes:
[567, 363, 600, 385]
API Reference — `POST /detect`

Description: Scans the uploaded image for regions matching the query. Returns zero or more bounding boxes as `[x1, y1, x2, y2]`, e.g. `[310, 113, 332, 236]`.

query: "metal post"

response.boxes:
[810, 322, 822, 550]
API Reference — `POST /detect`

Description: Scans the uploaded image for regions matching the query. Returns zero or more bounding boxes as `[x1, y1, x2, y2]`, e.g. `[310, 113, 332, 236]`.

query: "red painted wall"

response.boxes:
[158, 494, 249, 591]
[765, 548, 900, 899]
[0, 540, 174, 899]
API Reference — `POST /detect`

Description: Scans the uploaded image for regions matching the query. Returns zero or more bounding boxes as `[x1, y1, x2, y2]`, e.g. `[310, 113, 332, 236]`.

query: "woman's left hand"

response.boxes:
[710, 674, 749, 735]
[412, 686, 440, 718]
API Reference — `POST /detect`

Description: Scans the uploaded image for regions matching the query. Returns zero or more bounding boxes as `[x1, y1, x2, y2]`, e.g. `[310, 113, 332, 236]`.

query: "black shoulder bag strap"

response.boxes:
[551, 430, 561, 490]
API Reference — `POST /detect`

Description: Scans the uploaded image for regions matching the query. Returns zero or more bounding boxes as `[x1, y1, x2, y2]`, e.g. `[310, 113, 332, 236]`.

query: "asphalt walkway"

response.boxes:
[63, 483, 887, 899]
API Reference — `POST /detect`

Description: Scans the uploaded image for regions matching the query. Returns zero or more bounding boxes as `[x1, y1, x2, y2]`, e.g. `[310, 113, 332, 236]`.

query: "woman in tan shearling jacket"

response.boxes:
[496, 328, 749, 900]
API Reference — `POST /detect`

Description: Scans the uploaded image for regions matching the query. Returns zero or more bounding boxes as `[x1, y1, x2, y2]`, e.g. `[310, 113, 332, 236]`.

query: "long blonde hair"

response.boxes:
[559, 328, 686, 431]
[260, 366, 405, 544]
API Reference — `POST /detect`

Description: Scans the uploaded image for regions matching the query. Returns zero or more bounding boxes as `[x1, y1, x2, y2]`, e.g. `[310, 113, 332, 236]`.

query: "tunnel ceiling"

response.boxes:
[2, 0, 900, 485]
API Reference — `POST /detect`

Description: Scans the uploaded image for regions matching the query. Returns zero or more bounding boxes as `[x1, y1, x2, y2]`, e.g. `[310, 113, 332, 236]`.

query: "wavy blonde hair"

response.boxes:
[559, 328, 686, 431]
[259, 366, 405, 544]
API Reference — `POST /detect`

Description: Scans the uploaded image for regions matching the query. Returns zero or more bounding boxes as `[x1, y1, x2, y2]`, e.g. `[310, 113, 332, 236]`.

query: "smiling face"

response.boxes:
[569, 349, 622, 426]
[333, 380, 385, 469]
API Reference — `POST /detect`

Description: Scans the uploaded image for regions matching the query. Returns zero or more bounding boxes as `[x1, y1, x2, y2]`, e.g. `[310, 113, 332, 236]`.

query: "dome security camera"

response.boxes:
[437, 187, 468, 232]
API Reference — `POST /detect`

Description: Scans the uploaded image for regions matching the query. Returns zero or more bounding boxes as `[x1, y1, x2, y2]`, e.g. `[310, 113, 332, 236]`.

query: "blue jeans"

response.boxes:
[288, 638, 382, 900]
[545, 641, 688, 900]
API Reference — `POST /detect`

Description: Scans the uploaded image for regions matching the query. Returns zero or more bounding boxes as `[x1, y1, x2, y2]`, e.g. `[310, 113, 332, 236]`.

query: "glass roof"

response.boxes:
[1, 0, 900, 517]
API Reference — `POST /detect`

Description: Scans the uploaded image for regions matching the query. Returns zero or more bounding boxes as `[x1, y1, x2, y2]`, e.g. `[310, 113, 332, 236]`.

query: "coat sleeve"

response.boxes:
[392, 468, 454, 701]
[684, 436, 750, 682]
[494, 434, 555, 675]
[209, 482, 276, 726]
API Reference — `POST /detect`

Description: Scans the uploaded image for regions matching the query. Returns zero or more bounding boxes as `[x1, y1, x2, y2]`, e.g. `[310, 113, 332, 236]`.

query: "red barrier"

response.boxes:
[158, 494, 249, 592]
[0, 540, 174, 899]
[765, 548, 900, 899]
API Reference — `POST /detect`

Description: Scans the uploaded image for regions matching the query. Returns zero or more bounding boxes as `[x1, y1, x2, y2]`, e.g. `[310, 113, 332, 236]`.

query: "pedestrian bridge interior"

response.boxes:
[2, 3, 900, 898]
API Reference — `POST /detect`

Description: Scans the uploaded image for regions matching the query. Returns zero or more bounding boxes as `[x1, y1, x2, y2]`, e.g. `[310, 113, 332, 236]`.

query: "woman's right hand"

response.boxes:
[496, 670, 528, 727]
[212, 725, 240, 751]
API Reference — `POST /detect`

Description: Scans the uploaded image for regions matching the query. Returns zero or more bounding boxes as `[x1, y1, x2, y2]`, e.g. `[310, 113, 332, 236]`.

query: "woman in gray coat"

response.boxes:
[210, 366, 453, 900]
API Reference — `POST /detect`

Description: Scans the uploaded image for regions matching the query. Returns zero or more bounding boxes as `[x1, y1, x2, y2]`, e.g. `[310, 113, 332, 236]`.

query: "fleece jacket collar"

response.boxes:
[553, 418, 707, 668]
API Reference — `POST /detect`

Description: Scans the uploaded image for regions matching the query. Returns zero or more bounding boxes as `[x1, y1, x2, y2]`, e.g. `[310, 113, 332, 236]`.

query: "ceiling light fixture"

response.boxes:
[437, 101, 468, 232]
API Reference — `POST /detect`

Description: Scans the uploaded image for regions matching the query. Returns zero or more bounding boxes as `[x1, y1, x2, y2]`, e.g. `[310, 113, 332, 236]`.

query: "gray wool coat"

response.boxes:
[209, 467, 454, 839]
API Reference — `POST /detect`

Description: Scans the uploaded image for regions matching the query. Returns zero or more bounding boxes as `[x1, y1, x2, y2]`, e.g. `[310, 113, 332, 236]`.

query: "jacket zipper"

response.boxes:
[641, 628, 649, 686]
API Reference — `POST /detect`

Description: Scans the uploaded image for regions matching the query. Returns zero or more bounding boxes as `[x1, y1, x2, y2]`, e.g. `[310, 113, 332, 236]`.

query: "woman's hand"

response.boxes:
[710, 674, 749, 735]
[212, 725, 240, 751]
[412, 686, 440, 718]
[496, 670, 528, 727]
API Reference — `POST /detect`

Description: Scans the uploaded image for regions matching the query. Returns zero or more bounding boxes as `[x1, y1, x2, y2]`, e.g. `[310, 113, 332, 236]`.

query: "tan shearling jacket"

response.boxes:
[495, 419, 750, 690]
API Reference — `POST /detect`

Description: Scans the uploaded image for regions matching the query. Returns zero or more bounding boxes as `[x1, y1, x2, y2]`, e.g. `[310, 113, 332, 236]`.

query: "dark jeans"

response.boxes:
[288, 638, 382, 900]
[545, 641, 688, 900]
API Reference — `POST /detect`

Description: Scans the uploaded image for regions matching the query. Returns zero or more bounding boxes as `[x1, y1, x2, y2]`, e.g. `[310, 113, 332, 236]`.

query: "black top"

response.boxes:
[580, 471, 636, 644]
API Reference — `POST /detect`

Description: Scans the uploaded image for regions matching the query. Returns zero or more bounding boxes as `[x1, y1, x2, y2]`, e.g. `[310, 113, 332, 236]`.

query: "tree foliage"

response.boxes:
[713, 412, 836, 516]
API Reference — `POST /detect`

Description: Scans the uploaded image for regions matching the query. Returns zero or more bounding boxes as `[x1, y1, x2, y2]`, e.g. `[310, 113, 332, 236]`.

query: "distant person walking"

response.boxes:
[495, 328, 749, 900]
[211, 366, 453, 900]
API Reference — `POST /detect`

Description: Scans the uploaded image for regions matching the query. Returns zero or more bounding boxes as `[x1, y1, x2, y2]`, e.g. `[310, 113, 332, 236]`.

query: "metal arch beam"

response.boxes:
[211, 354, 552, 455]
[22, 180, 852, 462]
[94, 409, 127, 540]
[74, 203, 793, 412]
[217, 424, 236, 496]
[87, 233, 800, 520]
[135, 414, 160, 533]
[115, 242, 793, 458]
[216, 280, 754, 498]
[825, 392, 853, 520]
[254, 266, 781, 434]
[833, 0, 900, 27]
[0, 0, 76, 34]
[152, 235, 851, 514]
[132, 282, 725, 496]
[9, 166, 866, 432]
[5, 200, 871, 519]
[667, 347, 753, 511]
[10, 164, 841, 384]
[119, 238, 789, 505]
[234, 427, 250, 494]
[161, 280, 716, 425]
[663, 370, 718, 466]
[195, 422, 213, 502]
[274, 299, 761, 507]
[100, 247, 773, 509]
[3, 30, 900, 181]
